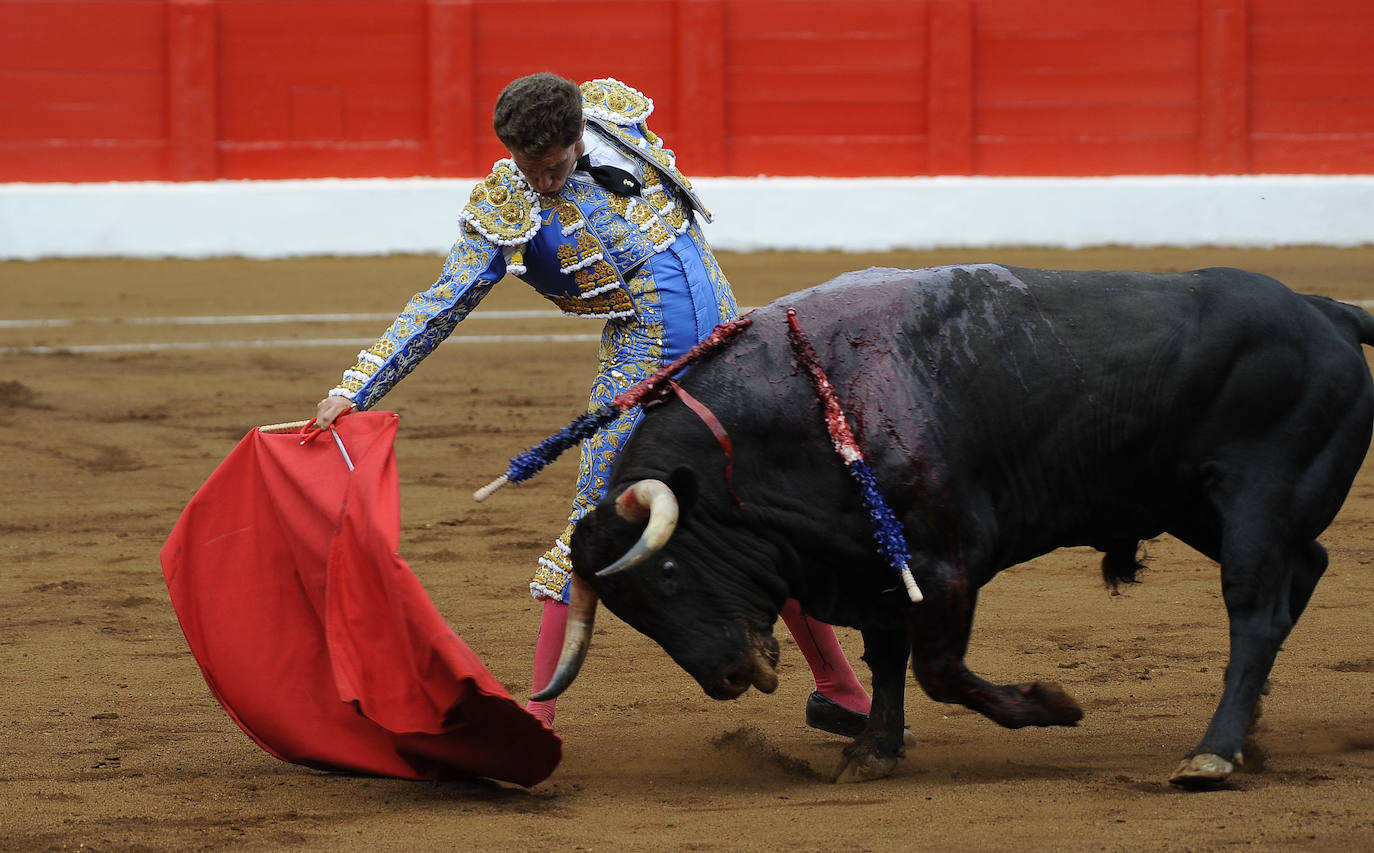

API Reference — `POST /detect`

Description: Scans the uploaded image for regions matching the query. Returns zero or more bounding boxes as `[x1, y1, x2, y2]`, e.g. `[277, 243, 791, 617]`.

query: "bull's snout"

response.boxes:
[705, 629, 780, 699]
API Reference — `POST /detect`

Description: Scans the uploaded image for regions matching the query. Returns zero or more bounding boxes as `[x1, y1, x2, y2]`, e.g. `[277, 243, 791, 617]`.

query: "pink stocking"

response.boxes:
[526, 598, 568, 730]
[779, 599, 871, 714]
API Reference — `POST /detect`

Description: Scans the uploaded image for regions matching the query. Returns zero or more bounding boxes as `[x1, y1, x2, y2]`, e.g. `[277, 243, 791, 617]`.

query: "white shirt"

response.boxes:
[576, 129, 641, 180]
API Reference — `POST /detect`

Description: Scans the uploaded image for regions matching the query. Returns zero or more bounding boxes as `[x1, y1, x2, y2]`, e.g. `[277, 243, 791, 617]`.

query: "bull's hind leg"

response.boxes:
[907, 563, 1084, 729]
[1171, 330, 1371, 788]
[1171, 538, 1328, 788]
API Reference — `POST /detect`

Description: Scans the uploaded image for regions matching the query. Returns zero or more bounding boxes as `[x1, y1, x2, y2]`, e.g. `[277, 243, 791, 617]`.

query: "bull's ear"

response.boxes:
[665, 466, 699, 517]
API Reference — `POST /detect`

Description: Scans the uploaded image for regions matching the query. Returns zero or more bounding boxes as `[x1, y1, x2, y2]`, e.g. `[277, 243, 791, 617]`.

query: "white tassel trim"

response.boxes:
[583, 77, 655, 123]
[457, 158, 541, 247]
[581, 281, 622, 299]
[559, 307, 636, 320]
[560, 252, 604, 274]
[529, 577, 565, 603]
[458, 209, 540, 247]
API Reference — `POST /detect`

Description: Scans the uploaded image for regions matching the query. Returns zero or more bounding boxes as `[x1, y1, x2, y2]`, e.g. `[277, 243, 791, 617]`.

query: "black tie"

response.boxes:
[576, 155, 641, 197]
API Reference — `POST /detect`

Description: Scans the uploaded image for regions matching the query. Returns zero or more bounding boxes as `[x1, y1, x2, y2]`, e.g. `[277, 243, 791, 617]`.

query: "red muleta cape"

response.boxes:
[160, 411, 561, 786]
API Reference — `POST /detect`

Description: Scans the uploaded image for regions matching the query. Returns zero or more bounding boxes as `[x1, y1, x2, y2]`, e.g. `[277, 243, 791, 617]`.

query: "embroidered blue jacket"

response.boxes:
[331, 78, 713, 410]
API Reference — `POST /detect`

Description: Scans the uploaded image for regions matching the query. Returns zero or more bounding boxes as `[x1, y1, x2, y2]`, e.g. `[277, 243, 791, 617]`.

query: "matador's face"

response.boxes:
[512, 122, 587, 196]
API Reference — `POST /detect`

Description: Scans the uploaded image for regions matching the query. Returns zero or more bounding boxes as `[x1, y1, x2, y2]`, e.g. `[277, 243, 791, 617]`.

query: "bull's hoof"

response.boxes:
[832, 750, 898, 783]
[1020, 681, 1085, 727]
[1168, 753, 1236, 789]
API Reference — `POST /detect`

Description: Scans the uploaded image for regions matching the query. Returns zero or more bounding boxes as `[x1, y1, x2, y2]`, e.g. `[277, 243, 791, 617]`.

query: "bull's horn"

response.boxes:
[530, 573, 598, 701]
[596, 479, 679, 577]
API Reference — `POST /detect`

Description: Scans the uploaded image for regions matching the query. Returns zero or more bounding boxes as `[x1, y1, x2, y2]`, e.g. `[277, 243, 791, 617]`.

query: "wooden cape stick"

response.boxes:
[258, 419, 312, 434]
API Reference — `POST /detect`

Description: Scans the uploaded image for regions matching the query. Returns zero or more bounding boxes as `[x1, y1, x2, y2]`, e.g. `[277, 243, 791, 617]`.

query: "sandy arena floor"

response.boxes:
[3, 246, 1374, 851]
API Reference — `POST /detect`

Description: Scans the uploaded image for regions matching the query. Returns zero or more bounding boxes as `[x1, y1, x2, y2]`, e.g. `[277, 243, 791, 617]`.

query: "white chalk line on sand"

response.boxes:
[6, 301, 1371, 355]
[3, 333, 601, 356]
[1, 308, 599, 355]
[0, 309, 564, 329]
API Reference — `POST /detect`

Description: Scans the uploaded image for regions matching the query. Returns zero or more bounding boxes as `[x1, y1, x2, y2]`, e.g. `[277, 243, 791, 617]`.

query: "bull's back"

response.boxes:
[725, 264, 1373, 559]
[769, 264, 1361, 429]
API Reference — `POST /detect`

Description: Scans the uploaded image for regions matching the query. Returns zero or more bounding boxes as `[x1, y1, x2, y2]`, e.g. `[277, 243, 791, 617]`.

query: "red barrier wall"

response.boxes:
[2, 0, 1371, 182]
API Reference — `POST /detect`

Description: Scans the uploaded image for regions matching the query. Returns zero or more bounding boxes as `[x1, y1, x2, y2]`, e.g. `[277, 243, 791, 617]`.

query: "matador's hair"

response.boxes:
[493, 73, 583, 157]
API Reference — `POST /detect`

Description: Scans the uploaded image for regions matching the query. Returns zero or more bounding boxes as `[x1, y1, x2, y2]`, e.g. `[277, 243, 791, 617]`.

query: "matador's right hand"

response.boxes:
[314, 396, 354, 429]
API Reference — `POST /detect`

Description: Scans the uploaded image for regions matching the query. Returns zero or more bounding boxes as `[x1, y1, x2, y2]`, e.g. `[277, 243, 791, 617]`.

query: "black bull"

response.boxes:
[535, 264, 1374, 786]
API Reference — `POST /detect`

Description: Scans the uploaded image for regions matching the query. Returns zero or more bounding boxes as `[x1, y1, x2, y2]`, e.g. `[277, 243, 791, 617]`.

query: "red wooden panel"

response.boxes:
[978, 69, 1198, 107]
[1251, 64, 1374, 111]
[218, 28, 426, 74]
[928, 0, 973, 174]
[0, 1, 166, 148]
[727, 35, 923, 70]
[723, 0, 925, 34]
[1258, 21, 1374, 52]
[724, 0, 927, 172]
[972, 0, 1198, 32]
[1248, 0, 1374, 26]
[975, 12, 1202, 172]
[1251, 136, 1374, 173]
[348, 81, 431, 138]
[0, 141, 168, 182]
[474, 0, 673, 31]
[0, 71, 165, 139]
[1251, 99, 1374, 136]
[219, 71, 426, 140]
[3, 0, 1374, 182]
[1251, 33, 1374, 70]
[216, 1, 426, 46]
[975, 139, 1199, 176]
[726, 69, 925, 105]
[721, 0, 926, 171]
[980, 103, 1197, 139]
[217, 0, 427, 144]
[167, 0, 217, 181]
[676, 0, 726, 175]
[473, 137, 512, 169]
[1197, 0, 1247, 174]
[728, 138, 928, 177]
[428, 0, 475, 176]
[218, 142, 427, 180]
[978, 33, 1197, 72]
[1245, 0, 1374, 165]
[467, 0, 675, 100]
[466, 2, 677, 107]
[728, 103, 923, 138]
[1253, 68, 1374, 103]
[0, 0, 165, 71]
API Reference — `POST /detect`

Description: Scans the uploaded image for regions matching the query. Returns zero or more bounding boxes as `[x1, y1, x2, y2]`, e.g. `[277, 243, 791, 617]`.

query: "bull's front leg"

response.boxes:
[910, 568, 1084, 729]
[833, 626, 909, 783]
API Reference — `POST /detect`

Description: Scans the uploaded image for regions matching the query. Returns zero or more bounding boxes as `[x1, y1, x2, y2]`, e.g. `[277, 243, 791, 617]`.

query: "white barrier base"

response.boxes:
[2, 175, 1371, 260]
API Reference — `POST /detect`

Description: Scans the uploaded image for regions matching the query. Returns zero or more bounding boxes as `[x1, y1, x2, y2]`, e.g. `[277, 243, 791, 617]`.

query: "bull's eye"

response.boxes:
[659, 559, 679, 596]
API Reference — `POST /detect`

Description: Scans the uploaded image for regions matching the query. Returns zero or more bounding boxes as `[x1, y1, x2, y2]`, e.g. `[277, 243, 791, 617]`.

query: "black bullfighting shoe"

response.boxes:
[805, 690, 868, 738]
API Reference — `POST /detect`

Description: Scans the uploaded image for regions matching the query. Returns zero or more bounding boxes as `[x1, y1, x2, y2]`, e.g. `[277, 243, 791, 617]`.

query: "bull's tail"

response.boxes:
[1306, 294, 1374, 348]
[1101, 542, 1148, 592]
